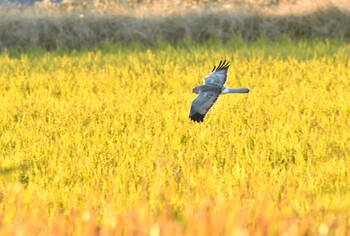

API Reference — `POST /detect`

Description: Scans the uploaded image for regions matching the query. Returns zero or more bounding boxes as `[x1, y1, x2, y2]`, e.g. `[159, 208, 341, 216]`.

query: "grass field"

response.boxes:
[0, 37, 349, 235]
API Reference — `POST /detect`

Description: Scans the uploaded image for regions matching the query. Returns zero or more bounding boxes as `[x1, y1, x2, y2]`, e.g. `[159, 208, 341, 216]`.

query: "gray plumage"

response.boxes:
[189, 60, 250, 123]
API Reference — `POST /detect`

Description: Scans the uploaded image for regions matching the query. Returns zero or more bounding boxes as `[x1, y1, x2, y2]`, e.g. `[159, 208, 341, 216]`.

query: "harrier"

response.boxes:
[189, 60, 250, 123]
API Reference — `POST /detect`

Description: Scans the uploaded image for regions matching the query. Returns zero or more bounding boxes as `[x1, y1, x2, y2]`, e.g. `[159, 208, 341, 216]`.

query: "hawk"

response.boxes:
[189, 60, 250, 123]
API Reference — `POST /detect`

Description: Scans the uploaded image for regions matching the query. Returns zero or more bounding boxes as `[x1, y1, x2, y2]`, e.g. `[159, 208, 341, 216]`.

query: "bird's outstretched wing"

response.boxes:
[203, 60, 230, 87]
[189, 90, 221, 123]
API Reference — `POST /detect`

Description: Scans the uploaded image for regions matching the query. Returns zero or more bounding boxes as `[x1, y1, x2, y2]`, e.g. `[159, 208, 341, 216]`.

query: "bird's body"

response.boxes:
[193, 85, 250, 94]
[189, 60, 250, 123]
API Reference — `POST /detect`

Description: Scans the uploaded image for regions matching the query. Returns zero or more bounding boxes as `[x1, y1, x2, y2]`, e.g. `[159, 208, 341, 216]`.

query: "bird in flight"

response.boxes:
[189, 60, 250, 123]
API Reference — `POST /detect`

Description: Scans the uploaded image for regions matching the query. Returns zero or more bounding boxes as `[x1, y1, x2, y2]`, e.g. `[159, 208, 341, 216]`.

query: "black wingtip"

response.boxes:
[217, 60, 223, 68]
[212, 59, 230, 72]
[189, 113, 205, 123]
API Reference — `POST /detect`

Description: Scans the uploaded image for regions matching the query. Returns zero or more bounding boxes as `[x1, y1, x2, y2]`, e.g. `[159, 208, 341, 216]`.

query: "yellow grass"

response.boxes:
[0, 38, 349, 235]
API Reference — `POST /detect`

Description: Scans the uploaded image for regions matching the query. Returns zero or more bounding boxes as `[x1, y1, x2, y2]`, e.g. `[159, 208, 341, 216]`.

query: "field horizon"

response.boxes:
[1, 0, 350, 49]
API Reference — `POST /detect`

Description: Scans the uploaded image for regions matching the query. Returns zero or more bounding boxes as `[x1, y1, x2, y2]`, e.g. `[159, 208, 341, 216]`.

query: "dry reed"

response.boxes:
[0, 0, 349, 49]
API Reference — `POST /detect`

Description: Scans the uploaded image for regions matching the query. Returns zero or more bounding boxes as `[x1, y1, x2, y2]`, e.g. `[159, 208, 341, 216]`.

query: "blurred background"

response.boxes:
[0, 0, 349, 49]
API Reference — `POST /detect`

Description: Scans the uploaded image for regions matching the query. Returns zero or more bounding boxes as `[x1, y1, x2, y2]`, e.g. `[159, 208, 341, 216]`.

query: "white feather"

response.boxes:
[221, 87, 250, 94]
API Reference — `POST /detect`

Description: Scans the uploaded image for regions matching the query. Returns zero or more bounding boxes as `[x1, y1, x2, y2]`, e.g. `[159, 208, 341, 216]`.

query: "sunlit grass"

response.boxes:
[0, 37, 349, 235]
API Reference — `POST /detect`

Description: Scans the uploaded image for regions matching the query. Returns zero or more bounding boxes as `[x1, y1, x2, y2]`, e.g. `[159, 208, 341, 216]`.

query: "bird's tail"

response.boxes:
[222, 88, 250, 94]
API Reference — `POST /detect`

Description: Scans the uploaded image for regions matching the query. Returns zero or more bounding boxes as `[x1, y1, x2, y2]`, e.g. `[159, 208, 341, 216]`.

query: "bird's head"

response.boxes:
[192, 86, 201, 94]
